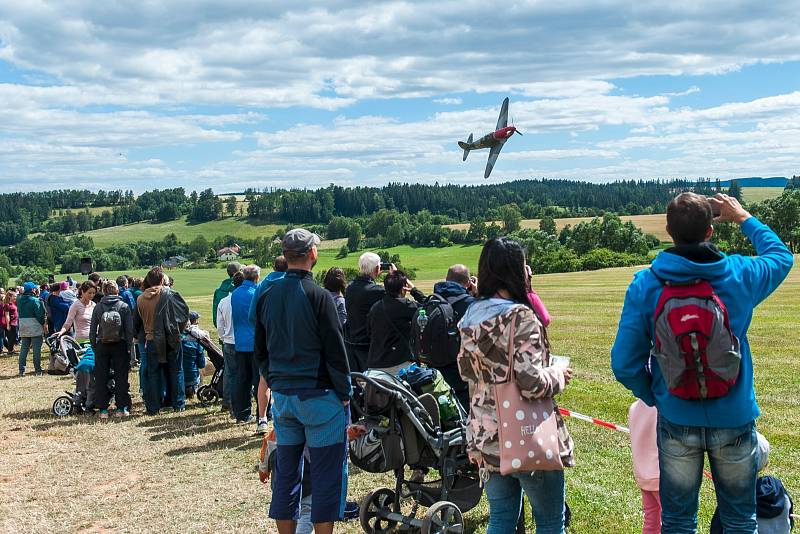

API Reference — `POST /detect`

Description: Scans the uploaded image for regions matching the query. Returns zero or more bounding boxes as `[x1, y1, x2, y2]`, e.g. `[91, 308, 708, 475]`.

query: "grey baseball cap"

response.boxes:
[282, 228, 321, 254]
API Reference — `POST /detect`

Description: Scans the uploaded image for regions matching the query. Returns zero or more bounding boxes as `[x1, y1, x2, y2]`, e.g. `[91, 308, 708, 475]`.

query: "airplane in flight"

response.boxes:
[457, 97, 522, 178]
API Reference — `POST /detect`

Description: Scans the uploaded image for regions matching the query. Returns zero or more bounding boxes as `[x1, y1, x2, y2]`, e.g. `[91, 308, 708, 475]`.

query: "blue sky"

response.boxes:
[1, 1, 799, 193]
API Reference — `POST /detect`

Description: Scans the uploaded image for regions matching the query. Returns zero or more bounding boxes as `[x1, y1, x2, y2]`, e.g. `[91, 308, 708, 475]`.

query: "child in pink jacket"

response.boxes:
[629, 399, 660, 534]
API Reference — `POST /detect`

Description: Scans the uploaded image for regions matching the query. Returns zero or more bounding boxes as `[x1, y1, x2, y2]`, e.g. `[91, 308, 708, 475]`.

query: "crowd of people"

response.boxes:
[1, 191, 794, 533]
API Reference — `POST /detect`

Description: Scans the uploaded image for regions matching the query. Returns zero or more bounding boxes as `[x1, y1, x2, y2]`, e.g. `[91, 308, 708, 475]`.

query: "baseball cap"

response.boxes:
[282, 228, 321, 255]
[23, 281, 37, 292]
[189, 311, 200, 323]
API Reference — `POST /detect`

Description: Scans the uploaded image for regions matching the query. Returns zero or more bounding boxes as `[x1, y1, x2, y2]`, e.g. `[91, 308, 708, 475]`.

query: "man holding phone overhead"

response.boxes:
[612, 193, 793, 532]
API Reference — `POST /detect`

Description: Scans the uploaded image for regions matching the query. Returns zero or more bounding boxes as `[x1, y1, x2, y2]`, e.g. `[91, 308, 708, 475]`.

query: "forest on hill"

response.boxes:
[0, 177, 749, 246]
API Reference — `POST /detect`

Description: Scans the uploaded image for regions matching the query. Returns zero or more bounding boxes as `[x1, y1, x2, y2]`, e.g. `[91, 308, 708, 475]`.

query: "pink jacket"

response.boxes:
[526, 289, 551, 327]
[628, 399, 659, 491]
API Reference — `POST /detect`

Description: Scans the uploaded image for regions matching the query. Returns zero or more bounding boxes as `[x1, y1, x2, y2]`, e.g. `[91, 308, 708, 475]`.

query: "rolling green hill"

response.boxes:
[79, 216, 281, 247]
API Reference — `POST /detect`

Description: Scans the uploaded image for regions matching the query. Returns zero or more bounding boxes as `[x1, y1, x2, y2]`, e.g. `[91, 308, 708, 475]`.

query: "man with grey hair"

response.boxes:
[344, 252, 394, 372]
[230, 264, 261, 423]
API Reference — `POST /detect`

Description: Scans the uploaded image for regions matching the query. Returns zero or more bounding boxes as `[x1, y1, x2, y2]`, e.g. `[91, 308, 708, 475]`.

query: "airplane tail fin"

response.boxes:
[459, 133, 473, 161]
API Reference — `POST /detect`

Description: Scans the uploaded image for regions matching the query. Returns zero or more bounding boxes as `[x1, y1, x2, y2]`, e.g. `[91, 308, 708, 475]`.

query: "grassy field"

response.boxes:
[80, 216, 281, 248]
[3, 256, 797, 533]
[741, 187, 786, 203]
[447, 214, 671, 242]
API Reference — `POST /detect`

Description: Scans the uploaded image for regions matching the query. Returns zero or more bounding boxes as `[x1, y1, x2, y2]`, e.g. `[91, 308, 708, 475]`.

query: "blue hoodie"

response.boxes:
[611, 217, 794, 428]
[248, 271, 286, 326]
[231, 279, 257, 352]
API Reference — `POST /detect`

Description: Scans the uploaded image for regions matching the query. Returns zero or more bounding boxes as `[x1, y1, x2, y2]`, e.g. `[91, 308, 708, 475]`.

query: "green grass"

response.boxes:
[742, 187, 786, 203]
[10, 255, 799, 532]
[80, 216, 281, 248]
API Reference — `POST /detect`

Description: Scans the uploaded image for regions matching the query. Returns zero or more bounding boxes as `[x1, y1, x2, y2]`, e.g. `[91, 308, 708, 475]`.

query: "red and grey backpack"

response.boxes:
[651, 274, 742, 400]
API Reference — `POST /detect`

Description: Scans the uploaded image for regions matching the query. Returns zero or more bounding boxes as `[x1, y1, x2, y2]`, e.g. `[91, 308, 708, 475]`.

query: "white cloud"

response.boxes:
[434, 98, 462, 105]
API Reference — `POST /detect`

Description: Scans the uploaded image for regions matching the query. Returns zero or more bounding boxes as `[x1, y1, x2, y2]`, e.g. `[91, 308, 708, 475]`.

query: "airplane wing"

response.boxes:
[495, 97, 509, 130]
[484, 142, 505, 178]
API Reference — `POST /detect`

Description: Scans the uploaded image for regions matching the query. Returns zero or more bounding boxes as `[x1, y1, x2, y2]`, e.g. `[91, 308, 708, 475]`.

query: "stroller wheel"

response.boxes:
[359, 488, 397, 534]
[421, 501, 464, 534]
[197, 385, 219, 406]
[52, 396, 74, 417]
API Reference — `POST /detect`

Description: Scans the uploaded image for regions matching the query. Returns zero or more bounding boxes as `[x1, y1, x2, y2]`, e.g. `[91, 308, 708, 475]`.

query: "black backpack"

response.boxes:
[412, 293, 469, 367]
[99, 300, 125, 344]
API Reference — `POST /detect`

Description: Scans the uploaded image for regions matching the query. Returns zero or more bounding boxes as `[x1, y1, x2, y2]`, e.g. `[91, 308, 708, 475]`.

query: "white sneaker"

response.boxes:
[256, 419, 269, 434]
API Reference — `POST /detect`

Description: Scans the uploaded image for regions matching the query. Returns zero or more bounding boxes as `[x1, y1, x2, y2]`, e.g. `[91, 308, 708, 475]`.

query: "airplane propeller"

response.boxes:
[515, 129, 523, 136]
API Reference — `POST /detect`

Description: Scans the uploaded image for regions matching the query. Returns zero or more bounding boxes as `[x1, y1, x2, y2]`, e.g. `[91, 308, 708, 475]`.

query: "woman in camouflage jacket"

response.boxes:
[458, 237, 574, 534]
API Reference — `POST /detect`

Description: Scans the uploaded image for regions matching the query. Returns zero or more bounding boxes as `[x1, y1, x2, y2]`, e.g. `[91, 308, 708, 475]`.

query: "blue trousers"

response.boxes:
[485, 470, 566, 534]
[658, 416, 758, 534]
[270, 390, 349, 524]
[19, 336, 43, 374]
[142, 342, 184, 413]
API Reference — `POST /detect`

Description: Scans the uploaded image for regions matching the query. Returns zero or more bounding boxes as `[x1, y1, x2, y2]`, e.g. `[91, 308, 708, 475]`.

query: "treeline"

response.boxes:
[245, 179, 694, 222]
[714, 189, 800, 254]
[0, 189, 134, 245]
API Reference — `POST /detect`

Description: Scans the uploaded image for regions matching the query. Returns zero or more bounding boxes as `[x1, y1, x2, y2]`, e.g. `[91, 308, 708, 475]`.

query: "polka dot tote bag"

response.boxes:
[494, 320, 564, 474]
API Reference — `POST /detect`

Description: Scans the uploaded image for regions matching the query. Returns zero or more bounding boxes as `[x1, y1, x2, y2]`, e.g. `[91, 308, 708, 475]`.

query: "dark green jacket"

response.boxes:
[17, 291, 45, 337]
[212, 277, 235, 327]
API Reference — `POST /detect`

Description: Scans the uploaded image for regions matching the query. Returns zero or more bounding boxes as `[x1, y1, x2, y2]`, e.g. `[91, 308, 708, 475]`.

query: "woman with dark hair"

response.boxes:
[2, 290, 18, 354]
[365, 270, 425, 374]
[457, 237, 574, 534]
[323, 267, 348, 327]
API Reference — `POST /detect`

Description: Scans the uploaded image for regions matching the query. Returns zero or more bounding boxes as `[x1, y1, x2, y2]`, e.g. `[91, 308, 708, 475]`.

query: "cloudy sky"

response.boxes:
[1, 1, 799, 193]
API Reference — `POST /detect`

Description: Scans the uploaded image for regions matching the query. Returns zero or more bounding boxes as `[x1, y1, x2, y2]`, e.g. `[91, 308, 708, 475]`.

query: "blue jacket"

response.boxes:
[612, 217, 794, 428]
[181, 333, 206, 387]
[231, 280, 257, 352]
[120, 288, 137, 312]
[48, 294, 73, 332]
[248, 271, 286, 326]
[253, 270, 352, 401]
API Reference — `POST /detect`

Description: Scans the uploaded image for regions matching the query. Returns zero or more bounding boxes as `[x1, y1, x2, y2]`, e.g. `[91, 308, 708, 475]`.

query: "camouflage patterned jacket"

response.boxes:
[457, 300, 575, 472]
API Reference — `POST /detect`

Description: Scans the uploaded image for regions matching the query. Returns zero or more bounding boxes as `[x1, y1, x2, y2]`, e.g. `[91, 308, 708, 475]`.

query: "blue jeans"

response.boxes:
[142, 342, 184, 413]
[19, 336, 43, 374]
[222, 343, 237, 412]
[658, 416, 758, 534]
[485, 470, 566, 534]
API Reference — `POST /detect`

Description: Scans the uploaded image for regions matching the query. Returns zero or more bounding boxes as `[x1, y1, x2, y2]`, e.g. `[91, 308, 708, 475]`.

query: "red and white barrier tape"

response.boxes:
[558, 407, 630, 433]
[559, 406, 714, 480]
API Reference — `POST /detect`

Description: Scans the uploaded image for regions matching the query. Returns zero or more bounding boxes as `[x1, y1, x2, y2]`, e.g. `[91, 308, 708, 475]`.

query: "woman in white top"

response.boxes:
[58, 281, 97, 342]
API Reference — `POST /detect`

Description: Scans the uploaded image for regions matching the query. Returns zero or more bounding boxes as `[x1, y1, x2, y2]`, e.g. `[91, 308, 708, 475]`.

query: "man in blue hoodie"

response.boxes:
[612, 193, 794, 533]
[231, 264, 261, 423]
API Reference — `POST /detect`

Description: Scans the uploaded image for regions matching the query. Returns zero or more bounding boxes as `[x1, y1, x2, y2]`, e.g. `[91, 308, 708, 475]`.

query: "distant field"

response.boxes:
[80, 216, 281, 247]
[742, 187, 785, 203]
[447, 214, 670, 241]
[49, 206, 116, 218]
[62, 243, 484, 292]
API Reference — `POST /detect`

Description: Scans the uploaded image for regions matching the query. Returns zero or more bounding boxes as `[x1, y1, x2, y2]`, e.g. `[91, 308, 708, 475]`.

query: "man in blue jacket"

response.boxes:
[248, 255, 288, 434]
[612, 193, 794, 533]
[254, 228, 351, 534]
[231, 264, 261, 423]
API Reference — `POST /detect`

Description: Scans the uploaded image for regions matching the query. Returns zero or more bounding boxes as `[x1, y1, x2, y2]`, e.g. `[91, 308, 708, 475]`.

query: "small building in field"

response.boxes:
[217, 244, 241, 262]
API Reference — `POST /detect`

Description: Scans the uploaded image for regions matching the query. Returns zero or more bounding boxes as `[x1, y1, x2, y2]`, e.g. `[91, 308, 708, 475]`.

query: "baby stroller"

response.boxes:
[50, 334, 114, 417]
[350, 371, 481, 534]
[184, 326, 225, 406]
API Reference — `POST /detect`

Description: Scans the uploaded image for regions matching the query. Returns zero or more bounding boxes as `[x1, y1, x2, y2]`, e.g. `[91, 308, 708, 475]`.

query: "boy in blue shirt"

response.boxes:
[181, 311, 206, 399]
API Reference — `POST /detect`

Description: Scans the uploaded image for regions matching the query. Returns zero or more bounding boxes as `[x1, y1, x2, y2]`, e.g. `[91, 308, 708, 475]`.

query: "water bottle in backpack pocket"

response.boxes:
[100, 302, 124, 344]
[651, 277, 741, 400]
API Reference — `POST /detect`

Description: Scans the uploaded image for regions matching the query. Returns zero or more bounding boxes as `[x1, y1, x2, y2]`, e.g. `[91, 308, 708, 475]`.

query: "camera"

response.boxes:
[380, 262, 391, 271]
